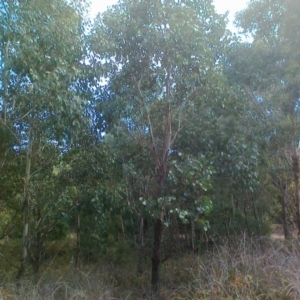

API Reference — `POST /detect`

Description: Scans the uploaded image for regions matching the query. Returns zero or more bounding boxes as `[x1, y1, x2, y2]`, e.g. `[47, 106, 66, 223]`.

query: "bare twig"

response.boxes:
[0, 252, 19, 269]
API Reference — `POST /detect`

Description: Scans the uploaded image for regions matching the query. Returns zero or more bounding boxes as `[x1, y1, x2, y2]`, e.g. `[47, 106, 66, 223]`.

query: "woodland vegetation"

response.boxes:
[1, 0, 300, 299]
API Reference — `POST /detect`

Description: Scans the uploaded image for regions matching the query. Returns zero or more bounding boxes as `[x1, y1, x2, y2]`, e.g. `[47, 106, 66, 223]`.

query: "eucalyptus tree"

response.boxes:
[0, 0, 90, 277]
[54, 134, 124, 269]
[231, 0, 300, 236]
[180, 82, 266, 237]
[0, 124, 23, 247]
[90, 0, 231, 291]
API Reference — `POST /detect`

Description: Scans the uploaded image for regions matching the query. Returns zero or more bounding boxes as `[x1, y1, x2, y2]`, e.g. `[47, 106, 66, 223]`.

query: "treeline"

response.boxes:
[0, 0, 299, 292]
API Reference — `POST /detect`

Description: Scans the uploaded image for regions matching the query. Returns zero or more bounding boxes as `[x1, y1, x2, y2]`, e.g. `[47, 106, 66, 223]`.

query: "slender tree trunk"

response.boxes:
[151, 170, 167, 293]
[243, 193, 250, 234]
[251, 192, 261, 235]
[75, 210, 80, 270]
[151, 217, 163, 293]
[137, 217, 144, 274]
[136, 66, 173, 293]
[191, 220, 196, 253]
[1, 40, 9, 124]
[17, 126, 34, 279]
[292, 153, 300, 236]
[33, 205, 42, 274]
[33, 230, 42, 273]
[184, 222, 189, 249]
[140, 217, 144, 247]
[120, 215, 125, 238]
[280, 183, 290, 239]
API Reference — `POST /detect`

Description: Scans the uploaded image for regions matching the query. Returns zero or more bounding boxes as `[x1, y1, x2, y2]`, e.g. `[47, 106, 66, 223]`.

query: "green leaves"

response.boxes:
[88, 1, 242, 241]
[228, 0, 300, 236]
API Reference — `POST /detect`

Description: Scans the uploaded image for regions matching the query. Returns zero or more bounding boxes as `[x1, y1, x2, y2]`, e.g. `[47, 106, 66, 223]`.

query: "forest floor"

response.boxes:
[0, 235, 300, 299]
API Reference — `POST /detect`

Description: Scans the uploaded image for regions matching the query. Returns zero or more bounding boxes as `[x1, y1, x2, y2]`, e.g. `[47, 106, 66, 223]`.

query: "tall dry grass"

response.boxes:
[0, 269, 116, 300]
[171, 236, 300, 299]
[1, 236, 300, 299]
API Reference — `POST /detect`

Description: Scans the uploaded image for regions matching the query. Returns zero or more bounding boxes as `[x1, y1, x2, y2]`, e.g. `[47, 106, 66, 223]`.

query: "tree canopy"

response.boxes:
[0, 0, 299, 294]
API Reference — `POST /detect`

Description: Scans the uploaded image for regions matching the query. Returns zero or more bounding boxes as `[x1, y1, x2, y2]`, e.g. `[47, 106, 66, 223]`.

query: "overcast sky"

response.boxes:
[90, 0, 250, 27]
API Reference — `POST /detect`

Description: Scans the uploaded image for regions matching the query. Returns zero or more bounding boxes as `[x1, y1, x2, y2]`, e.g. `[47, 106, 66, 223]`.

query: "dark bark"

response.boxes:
[17, 192, 29, 279]
[151, 165, 167, 293]
[292, 154, 300, 236]
[151, 217, 163, 293]
[137, 217, 144, 274]
[135, 64, 173, 294]
[251, 192, 261, 236]
[33, 219, 42, 273]
[139, 217, 144, 247]
[75, 211, 80, 270]
[243, 193, 250, 234]
[191, 220, 196, 253]
[281, 183, 290, 239]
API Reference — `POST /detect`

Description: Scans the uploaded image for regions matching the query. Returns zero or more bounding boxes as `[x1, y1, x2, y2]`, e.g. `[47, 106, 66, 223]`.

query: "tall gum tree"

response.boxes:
[0, 0, 89, 277]
[231, 0, 300, 236]
[90, 0, 229, 292]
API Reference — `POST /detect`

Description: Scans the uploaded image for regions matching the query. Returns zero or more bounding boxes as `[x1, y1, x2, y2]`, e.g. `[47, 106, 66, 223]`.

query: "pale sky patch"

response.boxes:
[90, 0, 250, 28]
[214, 0, 249, 17]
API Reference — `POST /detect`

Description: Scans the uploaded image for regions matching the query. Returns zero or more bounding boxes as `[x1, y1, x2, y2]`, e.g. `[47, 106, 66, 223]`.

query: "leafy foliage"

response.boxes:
[0, 0, 298, 293]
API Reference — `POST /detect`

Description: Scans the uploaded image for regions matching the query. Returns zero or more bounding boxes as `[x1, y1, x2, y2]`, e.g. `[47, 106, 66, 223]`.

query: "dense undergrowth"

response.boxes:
[0, 236, 300, 299]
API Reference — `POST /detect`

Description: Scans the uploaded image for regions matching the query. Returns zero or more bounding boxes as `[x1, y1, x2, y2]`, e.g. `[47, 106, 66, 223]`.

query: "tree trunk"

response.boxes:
[191, 220, 196, 253]
[139, 217, 144, 247]
[243, 193, 250, 234]
[151, 217, 163, 293]
[33, 229, 42, 274]
[120, 215, 125, 238]
[1, 40, 9, 124]
[137, 217, 144, 274]
[281, 183, 290, 239]
[251, 192, 261, 236]
[151, 167, 167, 293]
[17, 126, 33, 279]
[292, 153, 300, 236]
[138, 66, 172, 293]
[32, 205, 42, 274]
[75, 210, 80, 270]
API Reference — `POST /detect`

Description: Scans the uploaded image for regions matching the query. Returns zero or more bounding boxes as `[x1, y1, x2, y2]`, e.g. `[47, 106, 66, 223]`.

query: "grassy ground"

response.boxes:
[0, 236, 300, 299]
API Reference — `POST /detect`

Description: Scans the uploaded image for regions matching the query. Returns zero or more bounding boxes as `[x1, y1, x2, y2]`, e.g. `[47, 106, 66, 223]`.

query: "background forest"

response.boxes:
[1, 0, 300, 299]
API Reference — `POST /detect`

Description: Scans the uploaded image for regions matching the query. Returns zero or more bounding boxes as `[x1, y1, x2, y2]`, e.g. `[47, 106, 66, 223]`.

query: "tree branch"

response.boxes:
[134, 77, 160, 167]
[0, 252, 19, 269]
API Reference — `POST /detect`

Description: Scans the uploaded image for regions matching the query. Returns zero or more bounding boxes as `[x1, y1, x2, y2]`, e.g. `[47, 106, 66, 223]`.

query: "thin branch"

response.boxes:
[12, 105, 36, 122]
[162, 68, 172, 163]
[0, 119, 20, 145]
[170, 126, 183, 147]
[169, 86, 202, 146]
[162, 102, 171, 163]
[0, 149, 8, 171]
[0, 252, 19, 269]
[0, 212, 19, 240]
[244, 86, 269, 123]
[134, 77, 160, 167]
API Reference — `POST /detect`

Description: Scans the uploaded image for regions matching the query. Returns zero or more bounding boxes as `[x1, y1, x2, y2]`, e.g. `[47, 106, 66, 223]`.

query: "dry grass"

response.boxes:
[170, 236, 300, 300]
[1, 237, 300, 299]
[0, 268, 116, 300]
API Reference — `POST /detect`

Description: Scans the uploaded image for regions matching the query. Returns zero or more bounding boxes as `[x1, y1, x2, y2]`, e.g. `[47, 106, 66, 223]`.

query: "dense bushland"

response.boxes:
[1, 0, 300, 295]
